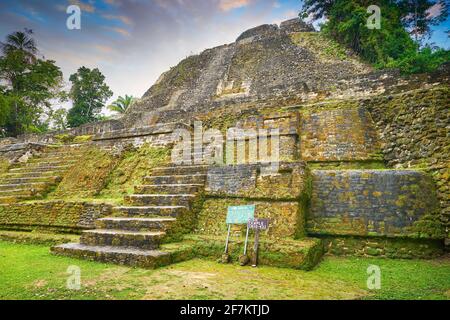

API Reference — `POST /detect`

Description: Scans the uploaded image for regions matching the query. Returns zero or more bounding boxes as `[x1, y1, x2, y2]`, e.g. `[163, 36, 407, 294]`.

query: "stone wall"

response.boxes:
[196, 199, 303, 239]
[206, 162, 308, 200]
[0, 201, 111, 233]
[362, 86, 449, 245]
[307, 170, 442, 239]
[0, 142, 47, 163]
[197, 162, 310, 239]
[300, 103, 381, 161]
[321, 236, 443, 259]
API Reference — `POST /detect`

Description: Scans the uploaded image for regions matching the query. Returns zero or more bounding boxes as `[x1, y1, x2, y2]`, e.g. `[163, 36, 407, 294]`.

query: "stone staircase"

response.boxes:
[0, 146, 84, 204]
[52, 164, 208, 268]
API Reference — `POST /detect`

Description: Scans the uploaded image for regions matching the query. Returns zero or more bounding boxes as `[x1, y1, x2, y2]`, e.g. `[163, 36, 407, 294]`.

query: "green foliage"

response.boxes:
[387, 46, 450, 73]
[1, 28, 37, 60]
[108, 95, 135, 114]
[49, 108, 68, 131]
[67, 67, 113, 128]
[302, 0, 450, 74]
[0, 30, 64, 136]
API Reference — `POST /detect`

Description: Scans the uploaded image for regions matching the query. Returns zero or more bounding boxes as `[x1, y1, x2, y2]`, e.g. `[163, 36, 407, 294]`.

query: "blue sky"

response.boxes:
[0, 0, 448, 110]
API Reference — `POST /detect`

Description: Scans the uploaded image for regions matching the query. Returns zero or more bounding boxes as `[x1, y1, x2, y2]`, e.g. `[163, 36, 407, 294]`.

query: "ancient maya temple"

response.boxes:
[0, 18, 448, 269]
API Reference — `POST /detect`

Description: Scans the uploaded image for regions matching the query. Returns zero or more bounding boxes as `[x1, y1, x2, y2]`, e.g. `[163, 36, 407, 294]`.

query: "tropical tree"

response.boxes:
[1, 28, 38, 62]
[108, 95, 134, 114]
[301, 0, 449, 74]
[0, 30, 64, 136]
[67, 67, 113, 127]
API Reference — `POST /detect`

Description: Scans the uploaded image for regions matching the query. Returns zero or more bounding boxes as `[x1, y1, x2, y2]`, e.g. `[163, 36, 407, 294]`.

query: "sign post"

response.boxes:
[247, 218, 269, 267]
[222, 205, 255, 264]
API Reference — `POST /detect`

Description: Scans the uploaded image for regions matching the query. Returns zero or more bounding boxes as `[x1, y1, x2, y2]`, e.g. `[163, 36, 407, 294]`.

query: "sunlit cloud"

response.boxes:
[95, 45, 115, 53]
[102, 14, 133, 25]
[219, 0, 251, 11]
[104, 26, 131, 37]
[69, 0, 95, 13]
[427, 2, 444, 19]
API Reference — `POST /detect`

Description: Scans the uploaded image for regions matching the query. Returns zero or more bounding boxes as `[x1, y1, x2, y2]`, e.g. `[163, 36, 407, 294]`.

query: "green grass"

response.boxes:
[0, 241, 449, 300]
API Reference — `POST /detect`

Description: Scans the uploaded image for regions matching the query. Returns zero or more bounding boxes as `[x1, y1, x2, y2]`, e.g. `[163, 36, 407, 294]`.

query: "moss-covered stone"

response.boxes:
[162, 234, 324, 270]
[0, 157, 9, 174]
[0, 230, 80, 245]
[320, 235, 443, 259]
[196, 198, 304, 239]
[50, 147, 122, 199]
[99, 144, 170, 199]
[0, 200, 111, 233]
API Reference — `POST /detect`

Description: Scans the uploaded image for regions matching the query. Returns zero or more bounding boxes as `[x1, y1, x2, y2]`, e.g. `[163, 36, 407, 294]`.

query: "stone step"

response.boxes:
[80, 229, 165, 250]
[0, 176, 61, 185]
[21, 159, 77, 168]
[0, 195, 31, 203]
[51, 243, 171, 269]
[144, 174, 206, 185]
[111, 206, 186, 217]
[0, 182, 47, 191]
[9, 165, 71, 173]
[124, 194, 196, 207]
[2, 170, 65, 178]
[152, 165, 209, 176]
[95, 217, 176, 231]
[0, 189, 35, 197]
[27, 154, 82, 164]
[134, 184, 203, 195]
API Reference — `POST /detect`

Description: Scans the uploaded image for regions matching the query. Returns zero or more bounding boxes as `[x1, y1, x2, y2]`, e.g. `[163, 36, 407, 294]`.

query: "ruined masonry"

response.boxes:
[0, 18, 449, 269]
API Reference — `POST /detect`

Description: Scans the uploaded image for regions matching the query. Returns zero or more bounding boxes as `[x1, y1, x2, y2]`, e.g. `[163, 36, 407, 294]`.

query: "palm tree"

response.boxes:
[1, 29, 38, 61]
[108, 95, 135, 114]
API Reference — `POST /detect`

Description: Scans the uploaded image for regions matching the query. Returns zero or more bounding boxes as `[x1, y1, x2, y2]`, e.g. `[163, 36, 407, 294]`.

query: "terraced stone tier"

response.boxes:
[124, 194, 196, 207]
[9, 165, 71, 173]
[51, 243, 171, 269]
[0, 195, 29, 203]
[80, 229, 165, 250]
[111, 206, 187, 217]
[0, 176, 61, 184]
[144, 174, 206, 185]
[134, 184, 203, 195]
[13, 160, 77, 168]
[0, 189, 34, 197]
[151, 165, 209, 176]
[2, 170, 66, 178]
[0, 182, 47, 191]
[95, 217, 176, 231]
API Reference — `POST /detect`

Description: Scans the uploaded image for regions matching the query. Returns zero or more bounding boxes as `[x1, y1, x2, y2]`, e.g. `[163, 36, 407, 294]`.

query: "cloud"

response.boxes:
[219, 0, 250, 12]
[427, 2, 444, 19]
[104, 26, 131, 37]
[95, 45, 115, 53]
[69, 0, 95, 13]
[102, 14, 133, 25]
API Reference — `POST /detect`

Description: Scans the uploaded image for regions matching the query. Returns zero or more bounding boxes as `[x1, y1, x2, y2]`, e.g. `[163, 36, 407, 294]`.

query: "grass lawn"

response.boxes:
[0, 240, 449, 300]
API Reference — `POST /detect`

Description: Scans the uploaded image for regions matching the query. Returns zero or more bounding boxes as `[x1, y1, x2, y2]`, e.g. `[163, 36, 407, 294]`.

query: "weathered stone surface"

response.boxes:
[280, 18, 315, 34]
[196, 199, 304, 239]
[206, 162, 309, 200]
[300, 103, 381, 161]
[308, 170, 441, 238]
[363, 86, 450, 244]
[80, 229, 164, 250]
[173, 235, 324, 270]
[52, 243, 172, 269]
[0, 200, 111, 232]
[320, 236, 443, 259]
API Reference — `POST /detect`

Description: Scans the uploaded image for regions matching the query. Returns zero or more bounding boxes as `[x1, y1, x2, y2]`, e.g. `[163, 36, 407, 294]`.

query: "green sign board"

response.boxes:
[226, 205, 255, 224]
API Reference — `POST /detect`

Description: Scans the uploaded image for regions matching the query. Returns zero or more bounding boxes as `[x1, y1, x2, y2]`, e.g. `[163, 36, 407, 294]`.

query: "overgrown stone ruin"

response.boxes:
[0, 18, 448, 269]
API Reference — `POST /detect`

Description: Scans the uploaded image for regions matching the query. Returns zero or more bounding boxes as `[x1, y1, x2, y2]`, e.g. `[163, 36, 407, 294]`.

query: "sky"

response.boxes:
[0, 0, 449, 112]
